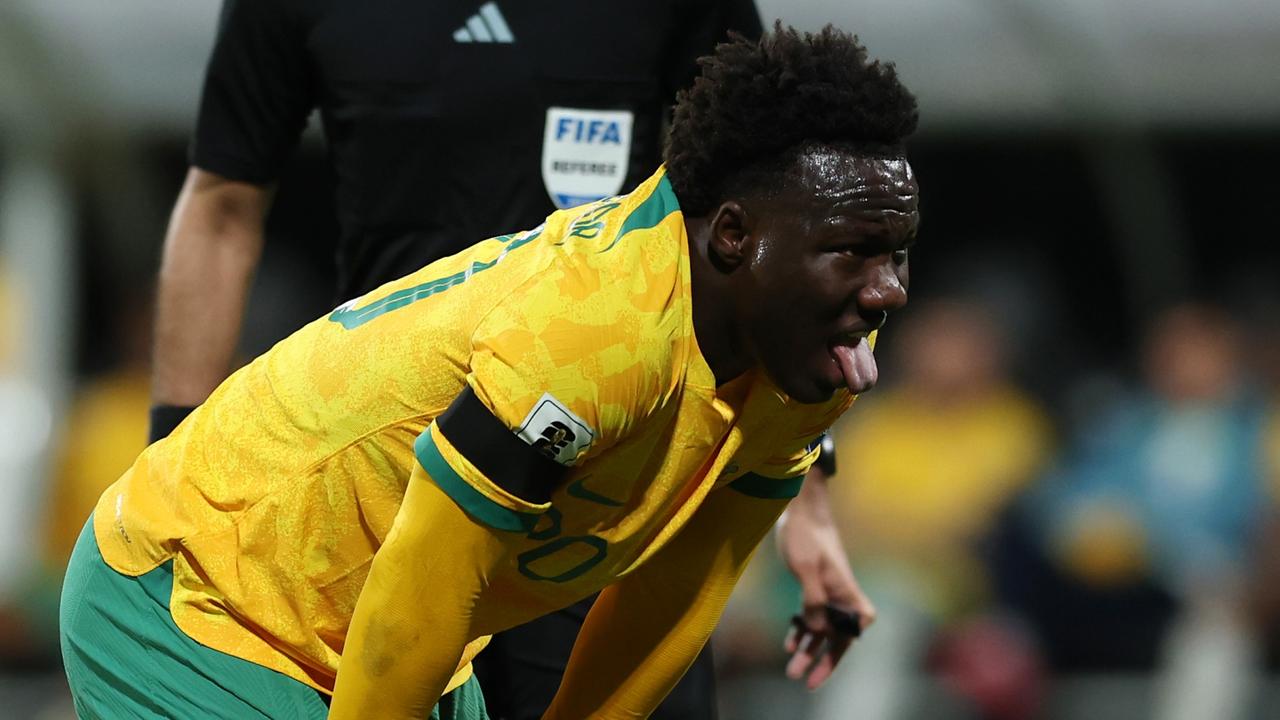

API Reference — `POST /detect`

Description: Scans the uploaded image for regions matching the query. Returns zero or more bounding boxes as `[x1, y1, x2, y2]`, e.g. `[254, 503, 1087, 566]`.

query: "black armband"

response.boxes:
[435, 387, 567, 504]
[148, 404, 198, 444]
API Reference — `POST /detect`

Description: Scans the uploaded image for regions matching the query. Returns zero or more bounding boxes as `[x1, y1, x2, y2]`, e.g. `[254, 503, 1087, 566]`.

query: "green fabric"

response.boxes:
[434, 674, 488, 720]
[60, 518, 488, 719]
[328, 230, 541, 329]
[600, 173, 680, 253]
[726, 472, 805, 499]
[415, 427, 542, 533]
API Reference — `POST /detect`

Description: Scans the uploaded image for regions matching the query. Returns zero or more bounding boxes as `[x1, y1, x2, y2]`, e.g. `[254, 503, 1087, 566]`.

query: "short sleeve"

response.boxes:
[189, 0, 317, 183]
[754, 434, 827, 482]
[754, 400, 847, 477]
[729, 325, 885, 501]
[727, 393, 856, 500]
[725, 437, 828, 501]
[465, 255, 682, 469]
[741, 329, 881, 485]
[660, 0, 763, 97]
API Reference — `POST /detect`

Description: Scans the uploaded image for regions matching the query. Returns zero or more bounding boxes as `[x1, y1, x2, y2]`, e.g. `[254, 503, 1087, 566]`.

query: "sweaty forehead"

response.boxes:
[790, 149, 919, 220]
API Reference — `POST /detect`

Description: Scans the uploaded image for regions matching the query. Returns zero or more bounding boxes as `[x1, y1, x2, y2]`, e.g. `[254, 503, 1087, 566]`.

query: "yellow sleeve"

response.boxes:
[465, 234, 682, 468]
[745, 333, 868, 481]
[543, 484, 791, 719]
[750, 395, 853, 481]
[329, 459, 508, 719]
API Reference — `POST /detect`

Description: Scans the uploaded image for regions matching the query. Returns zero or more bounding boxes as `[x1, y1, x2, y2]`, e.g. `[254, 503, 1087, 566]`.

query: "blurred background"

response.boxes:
[1, 0, 1278, 718]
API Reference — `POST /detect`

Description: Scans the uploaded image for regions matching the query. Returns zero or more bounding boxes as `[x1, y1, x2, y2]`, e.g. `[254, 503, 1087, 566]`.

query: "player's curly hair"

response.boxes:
[664, 23, 919, 215]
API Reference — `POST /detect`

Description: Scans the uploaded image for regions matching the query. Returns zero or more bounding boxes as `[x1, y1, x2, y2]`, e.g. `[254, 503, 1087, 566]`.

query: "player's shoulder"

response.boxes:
[473, 170, 695, 443]
[526, 167, 689, 333]
[546, 167, 682, 260]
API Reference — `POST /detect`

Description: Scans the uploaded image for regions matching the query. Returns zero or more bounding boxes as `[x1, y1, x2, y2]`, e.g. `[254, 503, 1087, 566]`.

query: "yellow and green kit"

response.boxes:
[61, 167, 861, 719]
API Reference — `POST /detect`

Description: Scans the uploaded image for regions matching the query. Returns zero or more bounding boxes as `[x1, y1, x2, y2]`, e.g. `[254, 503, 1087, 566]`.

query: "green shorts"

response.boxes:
[60, 517, 488, 719]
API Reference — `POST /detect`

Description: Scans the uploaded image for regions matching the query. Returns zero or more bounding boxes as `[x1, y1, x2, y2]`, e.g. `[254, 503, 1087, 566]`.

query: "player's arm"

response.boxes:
[777, 437, 875, 689]
[151, 169, 269, 412]
[330, 460, 507, 719]
[543, 476, 795, 719]
[332, 389, 566, 718]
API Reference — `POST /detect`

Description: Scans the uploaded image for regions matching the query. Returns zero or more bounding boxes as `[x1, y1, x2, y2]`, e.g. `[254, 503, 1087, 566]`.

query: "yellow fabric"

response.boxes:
[830, 385, 1050, 613]
[92, 167, 854, 708]
[543, 486, 788, 719]
[331, 469, 503, 719]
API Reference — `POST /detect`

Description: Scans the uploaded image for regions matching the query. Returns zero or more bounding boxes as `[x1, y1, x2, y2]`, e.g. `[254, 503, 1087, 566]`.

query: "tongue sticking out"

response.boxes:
[830, 337, 878, 394]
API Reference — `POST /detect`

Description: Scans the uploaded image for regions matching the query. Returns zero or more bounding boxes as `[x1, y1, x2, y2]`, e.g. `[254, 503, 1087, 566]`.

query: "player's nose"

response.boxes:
[855, 260, 907, 316]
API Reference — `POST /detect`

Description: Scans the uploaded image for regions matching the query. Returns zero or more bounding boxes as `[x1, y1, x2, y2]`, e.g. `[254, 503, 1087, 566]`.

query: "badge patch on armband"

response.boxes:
[517, 393, 596, 465]
[542, 107, 633, 209]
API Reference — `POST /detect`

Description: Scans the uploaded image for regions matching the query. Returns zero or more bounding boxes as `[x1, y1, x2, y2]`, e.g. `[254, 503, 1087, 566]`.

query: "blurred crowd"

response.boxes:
[0, 139, 1277, 720]
[717, 295, 1280, 720]
[1, 71, 1278, 720]
[4, 0, 1280, 714]
[1, 168, 1280, 718]
[8, 248, 1279, 719]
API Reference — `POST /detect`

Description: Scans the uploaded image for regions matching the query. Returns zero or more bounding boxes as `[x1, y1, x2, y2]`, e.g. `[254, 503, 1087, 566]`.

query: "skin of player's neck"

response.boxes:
[685, 214, 755, 388]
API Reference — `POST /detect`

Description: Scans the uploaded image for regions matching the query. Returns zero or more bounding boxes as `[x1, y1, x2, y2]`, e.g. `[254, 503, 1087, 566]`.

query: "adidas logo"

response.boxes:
[453, 2, 515, 43]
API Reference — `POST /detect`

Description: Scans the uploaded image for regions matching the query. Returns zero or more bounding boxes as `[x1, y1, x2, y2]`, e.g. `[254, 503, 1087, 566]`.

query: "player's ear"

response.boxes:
[707, 201, 749, 272]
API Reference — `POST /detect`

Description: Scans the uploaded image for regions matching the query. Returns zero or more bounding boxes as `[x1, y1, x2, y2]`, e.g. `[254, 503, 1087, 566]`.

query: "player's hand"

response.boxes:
[776, 469, 874, 690]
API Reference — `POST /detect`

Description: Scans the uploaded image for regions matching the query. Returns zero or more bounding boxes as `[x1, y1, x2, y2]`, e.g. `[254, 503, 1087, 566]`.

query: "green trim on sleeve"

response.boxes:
[414, 428, 542, 533]
[727, 472, 805, 500]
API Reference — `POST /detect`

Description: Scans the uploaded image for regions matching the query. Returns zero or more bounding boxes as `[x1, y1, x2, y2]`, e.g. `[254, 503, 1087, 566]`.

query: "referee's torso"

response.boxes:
[193, 0, 761, 299]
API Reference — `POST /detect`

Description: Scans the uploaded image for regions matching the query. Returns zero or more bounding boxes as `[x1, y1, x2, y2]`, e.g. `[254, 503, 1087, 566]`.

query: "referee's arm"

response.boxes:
[151, 168, 270, 436]
[151, 0, 313, 441]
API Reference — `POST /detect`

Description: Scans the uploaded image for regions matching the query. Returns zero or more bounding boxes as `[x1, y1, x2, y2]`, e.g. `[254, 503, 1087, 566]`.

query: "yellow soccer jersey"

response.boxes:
[92, 167, 855, 700]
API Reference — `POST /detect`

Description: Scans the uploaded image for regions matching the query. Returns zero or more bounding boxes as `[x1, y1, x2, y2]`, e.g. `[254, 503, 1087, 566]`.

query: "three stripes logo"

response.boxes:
[453, 2, 515, 43]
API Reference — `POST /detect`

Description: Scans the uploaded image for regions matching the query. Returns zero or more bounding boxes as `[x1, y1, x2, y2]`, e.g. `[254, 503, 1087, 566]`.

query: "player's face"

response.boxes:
[733, 152, 919, 403]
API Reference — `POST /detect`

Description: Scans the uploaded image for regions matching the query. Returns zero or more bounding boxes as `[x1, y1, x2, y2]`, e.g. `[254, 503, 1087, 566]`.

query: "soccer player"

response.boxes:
[152, 2, 765, 715]
[62, 25, 919, 719]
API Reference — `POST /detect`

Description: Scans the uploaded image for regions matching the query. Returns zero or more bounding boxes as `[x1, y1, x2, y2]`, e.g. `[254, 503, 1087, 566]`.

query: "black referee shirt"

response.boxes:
[191, 0, 762, 299]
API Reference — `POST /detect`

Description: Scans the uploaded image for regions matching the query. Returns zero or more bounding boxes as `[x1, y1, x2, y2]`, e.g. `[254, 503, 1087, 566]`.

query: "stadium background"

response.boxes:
[1, 0, 1278, 718]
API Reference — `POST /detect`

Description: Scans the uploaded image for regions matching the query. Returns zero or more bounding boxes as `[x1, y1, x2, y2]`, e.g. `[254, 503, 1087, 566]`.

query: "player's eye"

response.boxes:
[830, 243, 868, 258]
[891, 249, 909, 264]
